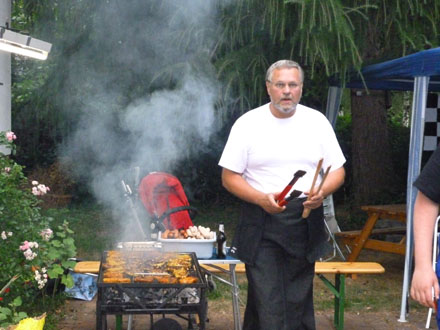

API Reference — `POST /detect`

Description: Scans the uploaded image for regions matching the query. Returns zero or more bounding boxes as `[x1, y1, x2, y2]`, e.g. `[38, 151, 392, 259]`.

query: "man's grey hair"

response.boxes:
[266, 60, 304, 83]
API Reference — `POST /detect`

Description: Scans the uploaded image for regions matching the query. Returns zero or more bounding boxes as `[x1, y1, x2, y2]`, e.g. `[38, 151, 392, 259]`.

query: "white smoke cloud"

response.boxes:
[59, 0, 224, 241]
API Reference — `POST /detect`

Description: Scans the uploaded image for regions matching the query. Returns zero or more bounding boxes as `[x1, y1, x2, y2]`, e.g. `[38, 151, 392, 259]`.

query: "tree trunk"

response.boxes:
[351, 89, 396, 206]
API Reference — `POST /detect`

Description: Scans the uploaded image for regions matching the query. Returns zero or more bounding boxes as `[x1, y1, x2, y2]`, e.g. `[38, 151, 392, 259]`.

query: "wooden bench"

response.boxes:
[336, 205, 407, 261]
[336, 226, 407, 239]
[336, 227, 407, 256]
[74, 261, 384, 330]
[315, 262, 385, 330]
[199, 261, 385, 330]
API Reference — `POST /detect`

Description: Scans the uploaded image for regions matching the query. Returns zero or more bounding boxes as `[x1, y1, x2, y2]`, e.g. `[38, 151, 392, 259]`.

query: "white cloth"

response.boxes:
[218, 103, 346, 195]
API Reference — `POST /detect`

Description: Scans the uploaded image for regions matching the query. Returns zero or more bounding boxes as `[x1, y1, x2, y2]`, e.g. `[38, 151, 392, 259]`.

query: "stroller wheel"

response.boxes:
[152, 317, 182, 330]
[205, 274, 216, 291]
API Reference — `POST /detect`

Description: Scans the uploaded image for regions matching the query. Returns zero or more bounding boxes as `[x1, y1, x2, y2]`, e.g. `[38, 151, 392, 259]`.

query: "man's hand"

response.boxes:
[221, 169, 285, 214]
[257, 193, 285, 214]
[303, 188, 325, 210]
[411, 267, 439, 308]
[302, 167, 345, 212]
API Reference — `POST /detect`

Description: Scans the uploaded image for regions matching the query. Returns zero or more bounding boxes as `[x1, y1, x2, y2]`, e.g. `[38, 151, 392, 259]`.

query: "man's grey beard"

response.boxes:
[273, 102, 297, 114]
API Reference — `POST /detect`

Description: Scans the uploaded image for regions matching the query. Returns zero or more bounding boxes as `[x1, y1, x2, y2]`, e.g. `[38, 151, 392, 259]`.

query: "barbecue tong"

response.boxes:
[302, 158, 331, 218]
[278, 189, 303, 206]
[276, 170, 306, 206]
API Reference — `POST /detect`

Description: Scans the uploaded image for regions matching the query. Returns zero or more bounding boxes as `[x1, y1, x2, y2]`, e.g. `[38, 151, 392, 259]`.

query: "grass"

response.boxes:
[44, 200, 425, 321]
[44, 204, 121, 260]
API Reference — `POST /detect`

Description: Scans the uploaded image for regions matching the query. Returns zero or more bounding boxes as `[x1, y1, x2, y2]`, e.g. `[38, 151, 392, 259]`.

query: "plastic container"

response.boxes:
[158, 232, 216, 259]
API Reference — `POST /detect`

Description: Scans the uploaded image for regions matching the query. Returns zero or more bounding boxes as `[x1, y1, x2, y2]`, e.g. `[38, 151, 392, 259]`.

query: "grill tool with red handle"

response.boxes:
[276, 170, 306, 206]
[278, 189, 303, 206]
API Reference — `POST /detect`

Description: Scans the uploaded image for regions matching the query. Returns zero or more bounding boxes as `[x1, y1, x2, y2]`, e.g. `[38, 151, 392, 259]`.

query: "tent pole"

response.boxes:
[325, 86, 343, 127]
[398, 76, 429, 322]
[0, 0, 11, 155]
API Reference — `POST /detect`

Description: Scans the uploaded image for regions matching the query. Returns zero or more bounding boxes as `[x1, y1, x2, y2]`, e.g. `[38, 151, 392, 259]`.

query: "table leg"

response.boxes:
[229, 264, 242, 330]
[317, 274, 345, 330]
[115, 315, 122, 330]
[334, 274, 345, 330]
[348, 213, 380, 261]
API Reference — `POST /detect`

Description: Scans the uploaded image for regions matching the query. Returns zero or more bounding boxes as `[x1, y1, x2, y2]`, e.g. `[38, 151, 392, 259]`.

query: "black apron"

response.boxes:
[229, 198, 330, 330]
[229, 198, 330, 264]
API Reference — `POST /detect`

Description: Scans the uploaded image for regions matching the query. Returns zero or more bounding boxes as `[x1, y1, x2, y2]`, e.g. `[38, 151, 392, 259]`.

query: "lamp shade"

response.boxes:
[0, 28, 51, 60]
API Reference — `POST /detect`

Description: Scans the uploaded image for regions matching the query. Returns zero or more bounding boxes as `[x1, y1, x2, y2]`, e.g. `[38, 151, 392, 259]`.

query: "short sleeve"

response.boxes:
[414, 146, 440, 203]
[218, 121, 248, 174]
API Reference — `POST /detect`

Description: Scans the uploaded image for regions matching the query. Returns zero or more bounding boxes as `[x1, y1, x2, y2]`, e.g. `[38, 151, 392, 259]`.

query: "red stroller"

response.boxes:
[138, 172, 197, 238]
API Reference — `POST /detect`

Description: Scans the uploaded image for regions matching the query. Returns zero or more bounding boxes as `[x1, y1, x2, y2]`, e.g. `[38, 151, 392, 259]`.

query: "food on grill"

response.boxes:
[156, 275, 178, 284]
[134, 276, 154, 283]
[103, 271, 125, 278]
[96, 251, 207, 329]
[103, 277, 131, 283]
[179, 276, 198, 284]
[101, 251, 199, 284]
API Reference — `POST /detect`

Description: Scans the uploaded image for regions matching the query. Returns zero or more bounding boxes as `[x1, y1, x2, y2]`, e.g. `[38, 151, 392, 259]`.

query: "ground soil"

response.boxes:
[57, 250, 432, 329]
[57, 296, 429, 330]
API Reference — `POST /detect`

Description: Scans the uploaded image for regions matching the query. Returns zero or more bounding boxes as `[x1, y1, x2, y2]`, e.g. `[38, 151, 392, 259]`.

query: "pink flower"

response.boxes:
[37, 184, 48, 194]
[31, 183, 49, 196]
[24, 249, 37, 260]
[5, 131, 16, 141]
[20, 241, 30, 251]
[4, 167, 10, 173]
[31, 180, 39, 185]
[40, 228, 53, 241]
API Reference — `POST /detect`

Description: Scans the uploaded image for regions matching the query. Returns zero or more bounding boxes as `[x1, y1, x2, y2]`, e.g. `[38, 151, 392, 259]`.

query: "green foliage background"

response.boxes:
[7, 0, 440, 204]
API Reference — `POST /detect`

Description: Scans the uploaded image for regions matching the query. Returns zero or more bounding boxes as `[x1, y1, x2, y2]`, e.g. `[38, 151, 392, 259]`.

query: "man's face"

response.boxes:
[266, 67, 303, 118]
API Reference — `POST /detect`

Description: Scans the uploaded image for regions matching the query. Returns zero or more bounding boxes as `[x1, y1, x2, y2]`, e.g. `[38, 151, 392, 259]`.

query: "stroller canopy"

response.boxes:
[138, 172, 194, 230]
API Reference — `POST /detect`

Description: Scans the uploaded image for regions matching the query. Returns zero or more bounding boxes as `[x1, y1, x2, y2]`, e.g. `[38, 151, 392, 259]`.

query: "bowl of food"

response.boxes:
[158, 226, 216, 259]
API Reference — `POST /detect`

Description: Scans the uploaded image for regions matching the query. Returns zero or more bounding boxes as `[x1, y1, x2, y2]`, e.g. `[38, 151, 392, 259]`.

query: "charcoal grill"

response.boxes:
[96, 250, 208, 330]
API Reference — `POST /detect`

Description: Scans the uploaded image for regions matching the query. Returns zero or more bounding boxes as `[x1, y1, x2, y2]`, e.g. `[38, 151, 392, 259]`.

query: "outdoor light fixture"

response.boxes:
[0, 27, 51, 60]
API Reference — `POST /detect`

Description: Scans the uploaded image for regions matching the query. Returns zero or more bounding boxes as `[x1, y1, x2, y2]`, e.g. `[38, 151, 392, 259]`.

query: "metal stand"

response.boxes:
[198, 258, 243, 330]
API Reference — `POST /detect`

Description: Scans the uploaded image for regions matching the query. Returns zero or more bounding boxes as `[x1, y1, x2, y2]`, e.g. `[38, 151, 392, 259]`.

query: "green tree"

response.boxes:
[9, 0, 440, 206]
[214, 0, 440, 206]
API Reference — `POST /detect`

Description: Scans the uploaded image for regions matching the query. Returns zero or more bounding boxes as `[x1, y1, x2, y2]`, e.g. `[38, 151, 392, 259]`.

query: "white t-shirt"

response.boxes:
[218, 103, 346, 195]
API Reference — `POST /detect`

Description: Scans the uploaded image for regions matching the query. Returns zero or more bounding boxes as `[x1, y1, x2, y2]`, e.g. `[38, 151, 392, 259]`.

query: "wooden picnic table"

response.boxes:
[336, 204, 407, 262]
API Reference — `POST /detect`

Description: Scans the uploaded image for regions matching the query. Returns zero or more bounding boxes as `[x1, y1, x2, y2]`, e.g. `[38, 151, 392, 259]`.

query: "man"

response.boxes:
[218, 60, 345, 330]
[411, 146, 440, 327]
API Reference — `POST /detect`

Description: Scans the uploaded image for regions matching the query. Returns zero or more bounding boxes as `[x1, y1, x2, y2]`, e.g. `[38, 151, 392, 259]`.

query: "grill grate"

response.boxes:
[96, 250, 208, 330]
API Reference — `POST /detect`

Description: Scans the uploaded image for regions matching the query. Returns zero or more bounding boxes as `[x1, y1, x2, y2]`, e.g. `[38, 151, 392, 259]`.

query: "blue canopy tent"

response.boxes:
[325, 47, 440, 323]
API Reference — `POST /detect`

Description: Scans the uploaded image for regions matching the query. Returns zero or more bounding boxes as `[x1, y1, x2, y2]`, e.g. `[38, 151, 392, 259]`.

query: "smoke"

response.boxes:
[58, 0, 224, 240]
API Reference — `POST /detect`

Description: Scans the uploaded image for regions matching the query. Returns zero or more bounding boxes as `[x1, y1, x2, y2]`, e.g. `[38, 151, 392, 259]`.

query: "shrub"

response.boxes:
[0, 132, 76, 328]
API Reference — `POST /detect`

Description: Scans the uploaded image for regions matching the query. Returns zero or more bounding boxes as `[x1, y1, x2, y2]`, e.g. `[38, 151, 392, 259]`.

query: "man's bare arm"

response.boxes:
[221, 168, 284, 214]
[303, 166, 345, 210]
[411, 191, 440, 308]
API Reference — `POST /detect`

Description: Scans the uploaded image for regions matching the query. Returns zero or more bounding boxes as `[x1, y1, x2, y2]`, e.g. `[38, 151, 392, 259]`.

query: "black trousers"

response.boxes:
[243, 238, 316, 330]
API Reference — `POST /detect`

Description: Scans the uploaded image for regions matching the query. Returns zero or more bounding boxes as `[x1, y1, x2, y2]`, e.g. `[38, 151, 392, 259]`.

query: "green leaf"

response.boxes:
[47, 247, 61, 260]
[17, 311, 28, 319]
[0, 307, 12, 316]
[51, 239, 62, 247]
[62, 274, 75, 288]
[47, 264, 64, 278]
[12, 296, 22, 307]
[62, 260, 76, 269]
[63, 237, 74, 246]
